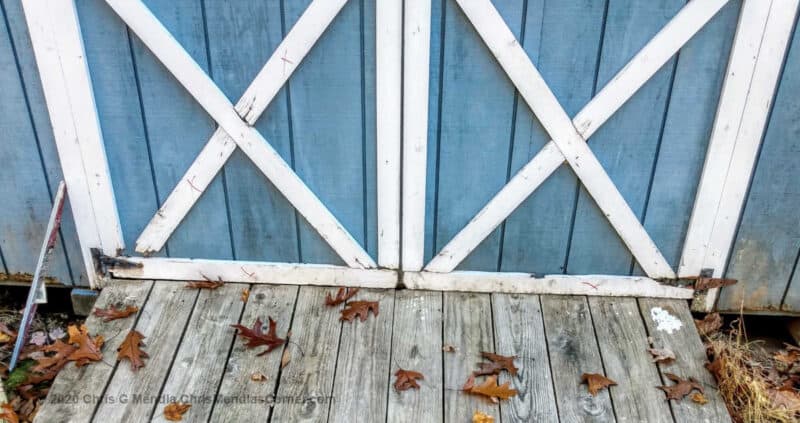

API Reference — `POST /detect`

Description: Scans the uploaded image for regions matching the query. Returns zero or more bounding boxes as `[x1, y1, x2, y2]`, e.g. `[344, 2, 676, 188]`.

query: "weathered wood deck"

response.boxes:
[35, 281, 731, 422]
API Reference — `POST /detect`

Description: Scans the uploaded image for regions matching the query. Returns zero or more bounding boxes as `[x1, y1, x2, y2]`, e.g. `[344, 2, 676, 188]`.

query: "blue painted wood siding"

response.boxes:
[0, 0, 794, 312]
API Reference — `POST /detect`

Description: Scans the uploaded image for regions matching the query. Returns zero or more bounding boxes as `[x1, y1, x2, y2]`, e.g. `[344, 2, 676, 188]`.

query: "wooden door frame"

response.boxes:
[21, 0, 798, 305]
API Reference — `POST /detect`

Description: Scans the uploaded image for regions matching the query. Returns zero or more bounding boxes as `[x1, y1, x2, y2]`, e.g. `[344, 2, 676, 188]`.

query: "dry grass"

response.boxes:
[705, 318, 800, 423]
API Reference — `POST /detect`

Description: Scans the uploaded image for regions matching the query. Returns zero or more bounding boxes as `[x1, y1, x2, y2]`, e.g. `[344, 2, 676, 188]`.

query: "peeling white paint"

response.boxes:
[650, 307, 682, 334]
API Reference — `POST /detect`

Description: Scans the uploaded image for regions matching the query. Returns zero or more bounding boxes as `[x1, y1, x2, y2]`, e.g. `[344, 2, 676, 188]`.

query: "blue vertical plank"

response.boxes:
[566, 0, 683, 275]
[362, 0, 378, 260]
[720, 20, 800, 311]
[424, 0, 445, 263]
[203, 0, 298, 262]
[1, 0, 81, 284]
[638, 1, 741, 273]
[500, 0, 606, 274]
[73, 0, 161, 259]
[0, 2, 73, 283]
[283, 0, 367, 264]
[433, 0, 525, 271]
[130, 0, 233, 259]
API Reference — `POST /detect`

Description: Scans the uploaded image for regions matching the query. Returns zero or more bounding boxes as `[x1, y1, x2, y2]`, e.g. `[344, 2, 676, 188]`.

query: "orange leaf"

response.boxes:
[581, 373, 617, 396]
[66, 325, 103, 367]
[691, 392, 709, 405]
[468, 375, 518, 403]
[241, 288, 250, 303]
[93, 305, 139, 322]
[657, 373, 704, 401]
[117, 330, 149, 371]
[340, 300, 379, 322]
[694, 313, 723, 337]
[0, 403, 19, 423]
[163, 402, 191, 421]
[185, 280, 224, 289]
[231, 317, 286, 355]
[394, 368, 424, 391]
[472, 410, 494, 423]
[325, 287, 359, 306]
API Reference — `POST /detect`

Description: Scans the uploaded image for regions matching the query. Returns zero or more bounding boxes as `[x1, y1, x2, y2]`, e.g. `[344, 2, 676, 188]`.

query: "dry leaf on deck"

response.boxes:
[93, 305, 139, 322]
[250, 372, 267, 382]
[657, 373, 704, 401]
[117, 330, 148, 371]
[394, 368, 424, 391]
[694, 313, 723, 337]
[66, 325, 103, 367]
[163, 402, 191, 421]
[691, 392, 709, 405]
[0, 403, 19, 423]
[474, 352, 518, 376]
[340, 301, 379, 322]
[281, 348, 291, 369]
[468, 375, 518, 403]
[32, 339, 76, 373]
[581, 373, 617, 396]
[770, 389, 800, 411]
[325, 287, 359, 306]
[647, 347, 676, 364]
[231, 317, 286, 356]
[774, 344, 800, 366]
[472, 410, 494, 423]
[241, 289, 250, 303]
[442, 344, 456, 352]
[185, 280, 224, 289]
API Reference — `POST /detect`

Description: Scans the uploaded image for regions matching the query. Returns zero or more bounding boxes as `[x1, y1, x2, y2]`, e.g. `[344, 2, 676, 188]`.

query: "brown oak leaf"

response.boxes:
[657, 373, 704, 401]
[774, 344, 800, 366]
[325, 287, 359, 306]
[231, 317, 286, 355]
[0, 403, 18, 423]
[770, 389, 800, 411]
[581, 373, 617, 396]
[468, 375, 518, 403]
[394, 368, 424, 391]
[32, 339, 77, 373]
[251, 372, 267, 382]
[694, 313, 723, 337]
[647, 347, 676, 364]
[66, 325, 103, 367]
[474, 352, 518, 376]
[163, 402, 191, 421]
[185, 280, 224, 289]
[340, 300, 379, 322]
[462, 373, 477, 391]
[117, 330, 148, 371]
[472, 410, 494, 423]
[93, 305, 139, 322]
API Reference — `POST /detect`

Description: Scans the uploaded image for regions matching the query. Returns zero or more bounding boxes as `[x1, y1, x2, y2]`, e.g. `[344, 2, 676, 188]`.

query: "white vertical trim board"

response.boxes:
[135, 0, 350, 255]
[681, 0, 800, 311]
[103, 0, 375, 268]
[401, 0, 432, 271]
[426, 0, 730, 274]
[376, 0, 402, 269]
[448, 0, 675, 279]
[22, 0, 124, 288]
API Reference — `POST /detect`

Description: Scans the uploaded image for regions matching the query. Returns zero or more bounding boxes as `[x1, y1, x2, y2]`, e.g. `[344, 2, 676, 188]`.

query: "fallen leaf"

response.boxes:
[468, 375, 518, 403]
[774, 344, 800, 366]
[93, 305, 139, 322]
[231, 317, 286, 356]
[442, 344, 456, 352]
[325, 287, 359, 306]
[394, 368, 424, 391]
[691, 392, 708, 405]
[472, 410, 494, 423]
[0, 332, 12, 344]
[0, 323, 16, 344]
[647, 347, 676, 364]
[117, 330, 148, 371]
[705, 356, 725, 382]
[581, 373, 616, 396]
[66, 325, 103, 367]
[694, 313, 723, 337]
[462, 374, 476, 391]
[0, 403, 19, 423]
[250, 372, 267, 382]
[474, 352, 518, 376]
[340, 301, 379, 322]
[163, 402, 191, 421]
[241, 288, 250, 303]
[657, 373, 704, 401]
[281, 348, 291, 369]
[185, 280, 224, 289]
[29, 331, 47, 346]
[770, 389, 800, 411]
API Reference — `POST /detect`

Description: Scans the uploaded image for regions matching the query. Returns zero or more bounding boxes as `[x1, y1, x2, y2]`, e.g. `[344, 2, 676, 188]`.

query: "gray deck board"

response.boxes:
[386, 290, 443, 423]
[541, 296, 615, 423]
[38, 282, 734, 423]
[34, 280, 152, 423]
[492, 293, 558, 423]
[209, 284, 298, 423]
[328, 289, 395, 423]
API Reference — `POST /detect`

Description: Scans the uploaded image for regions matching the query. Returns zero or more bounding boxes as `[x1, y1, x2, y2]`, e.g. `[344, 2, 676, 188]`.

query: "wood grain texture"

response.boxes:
[638, 298, 731, 422]
[541, 296, 615, 422]
[492, 294, 557, 422]
[442, 292, 498, 422]
[588, 297, 671, 423]
[270, 286, 342, 422]
[209, 284, 298, 423]
[329, 290, 395, 423]
[386, 290, 443, 423]
[151, 283, 247, 422]
[34, 281, 151, 423]
[93, 282, 199, 422]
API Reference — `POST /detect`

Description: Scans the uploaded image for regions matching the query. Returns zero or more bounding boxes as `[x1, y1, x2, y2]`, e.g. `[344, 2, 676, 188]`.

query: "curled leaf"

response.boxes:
[340, 301, 379, 322]
[647, 347, 676, 364]
[117, 330, 148, 371]
[581, 373, 617, 396]
[657, 373, 704, 401]
[93, 305, 139, 322]
[394, 368, 424, 391]
[163, 402, 191, 421]
[325, 287, 359, 306]
[231, 317, 286, 356]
